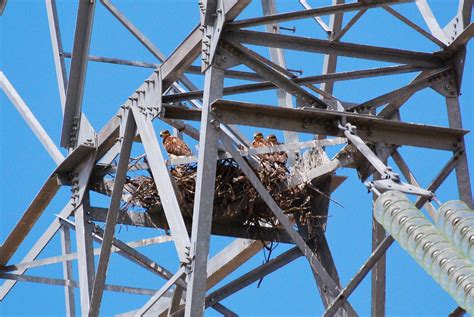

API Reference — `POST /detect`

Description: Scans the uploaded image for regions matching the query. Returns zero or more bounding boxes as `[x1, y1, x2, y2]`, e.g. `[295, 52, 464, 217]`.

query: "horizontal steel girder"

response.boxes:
[0, 272, 161, 297]
[161, 100, 468, 151]
[162, 65, 422, 102]
[225, 0, 415, 29]
[223, 30, 448, 68]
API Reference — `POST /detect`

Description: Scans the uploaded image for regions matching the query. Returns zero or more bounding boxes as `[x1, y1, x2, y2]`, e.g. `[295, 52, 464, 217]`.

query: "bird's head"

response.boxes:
[267, 134, 277, 142]
[253, 132, 264, 140]
[160, 130, 171, 139]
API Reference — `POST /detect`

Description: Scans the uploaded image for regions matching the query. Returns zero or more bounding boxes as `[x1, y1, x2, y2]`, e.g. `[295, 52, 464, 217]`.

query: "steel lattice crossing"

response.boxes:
[0, 0, 473, 316]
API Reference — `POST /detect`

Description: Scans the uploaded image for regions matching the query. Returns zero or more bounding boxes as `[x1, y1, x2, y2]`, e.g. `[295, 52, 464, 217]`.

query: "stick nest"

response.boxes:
[123, 159, 321, 228]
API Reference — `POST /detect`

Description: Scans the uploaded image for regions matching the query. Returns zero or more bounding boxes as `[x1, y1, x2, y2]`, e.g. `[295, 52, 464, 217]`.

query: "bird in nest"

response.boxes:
[160, 130, 192, 159]
[251, 131, 272, 161]
[267, 134, 288, 165]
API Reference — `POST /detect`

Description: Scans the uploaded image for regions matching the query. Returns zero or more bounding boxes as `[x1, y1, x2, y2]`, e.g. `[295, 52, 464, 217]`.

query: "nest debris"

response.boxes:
[123, 158, 323, 229]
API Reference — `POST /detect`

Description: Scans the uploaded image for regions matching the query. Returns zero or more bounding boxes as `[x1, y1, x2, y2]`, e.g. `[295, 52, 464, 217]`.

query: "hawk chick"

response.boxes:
[160, 130, 192, 159]
[267, 134, 288, 165]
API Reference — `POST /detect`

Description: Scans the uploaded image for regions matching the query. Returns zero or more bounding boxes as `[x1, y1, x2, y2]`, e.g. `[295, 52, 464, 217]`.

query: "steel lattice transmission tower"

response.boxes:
[0, 0, 473, 316]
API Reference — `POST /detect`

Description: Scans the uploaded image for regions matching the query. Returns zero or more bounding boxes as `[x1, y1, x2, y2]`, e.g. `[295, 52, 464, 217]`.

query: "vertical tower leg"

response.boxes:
[60, 225, 76, 317]
[308, 177, 348, 316]
[45, 0, 67, 112]
[261, 0, 300, 166]
[371, 170, 386, 317]
[184, 65, 225, 317]
[74, 192, 95, 316]
[320, 0, 344, 94]
[89, 109, 136, 316]
[446, 97, 473, 208]
[72, 153, 97, 316]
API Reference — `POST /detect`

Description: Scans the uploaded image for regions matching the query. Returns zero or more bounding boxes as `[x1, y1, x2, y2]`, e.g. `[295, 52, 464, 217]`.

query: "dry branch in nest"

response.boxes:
[122, 158, 328, 232]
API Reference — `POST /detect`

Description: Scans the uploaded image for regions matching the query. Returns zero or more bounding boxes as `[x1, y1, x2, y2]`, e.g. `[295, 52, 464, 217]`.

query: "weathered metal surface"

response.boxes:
[2, 1, 473, 316]
[162, 100, 467, 151]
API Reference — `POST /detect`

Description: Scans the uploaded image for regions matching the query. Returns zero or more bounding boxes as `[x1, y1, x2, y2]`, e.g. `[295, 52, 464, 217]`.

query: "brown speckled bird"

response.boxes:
[267, 134, 288, 165]
[251, 132, 272, 161]
[160, 130, 192, 159]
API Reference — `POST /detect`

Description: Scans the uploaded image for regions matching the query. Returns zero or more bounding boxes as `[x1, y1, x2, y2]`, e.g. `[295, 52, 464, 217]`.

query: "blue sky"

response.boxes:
[0, 0, 473, 316]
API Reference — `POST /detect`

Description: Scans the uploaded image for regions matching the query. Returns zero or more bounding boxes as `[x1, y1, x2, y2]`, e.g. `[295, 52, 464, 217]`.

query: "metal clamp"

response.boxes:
[338, 122, 400, 182]
[342, 122, 433, 198]
[366, 179, 434, 198]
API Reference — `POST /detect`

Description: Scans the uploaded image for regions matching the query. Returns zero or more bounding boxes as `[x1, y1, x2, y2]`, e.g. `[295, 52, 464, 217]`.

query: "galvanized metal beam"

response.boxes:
[162, 65, 422, 102]
[324, 236, 394, 317]
[61, 0, 96, 148]
[348, 68, 453, 112]
[206, 247, 302, 307]
[163, 100, 467, 151]
[445, 97, 473, 208]
[184, 66, 225, 317]
[137, 247, 299, 317]
[0, 0, 6, 15]
[0, 272, 160, 297]
[416, 0, 450, 44]
[333, 8, 366, 41]
[201, 0, 219, 26]
[92, 0, 250, 164]
[3, 1, 472, 315]
[224, 30, 447, 68]
[262, 0, 300, 166]
[132, 107, 191, 262]
[99, 0, 202, 106]
[220, 40, 329, 109]
[60, 52, 262, 82]
[391, 150, 437, 218]
[74, 194, 96, 316]
[306, 175, 350, 316]
[458, 0, 473, 28]
[207, 239, 265, 289]
[319, 0, 345, 97]
[0, 203, 74, 300]
[298, 0, 331, 33]
[98, 137, 345, 170]
[60, 220, 253, 317]
[0, 174, 60, 266]
[59, 217, 178, 283]
[371, 169, 386, 317]
[168, 285, 184, 316]
[45, 0, 67, 112]
[314, 234, 347, 310]
[152, 239, 261, 316]
[383, 6, 447, 48]
[88, 206, 294, 243]
[219, 131, 357, 315]
[74, 222, 238, 316]
[60, 226, 76, 317]
[45, 0, 96, 133]
[323, 150, 462, 315]
[377, 70, 431, 119]
[135, 267, 186, 316]
[160, 0, 250, 89]
[89, 110, 136, 316]
[289, 154, 352, 187]
[0, 142, 105, 298]
[0, 71, 64, 164]
[1, 236, 172, 273]
[73, 153, 97, 316]
[99, 0, 166, 61]
[225, 0, 414, 29]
